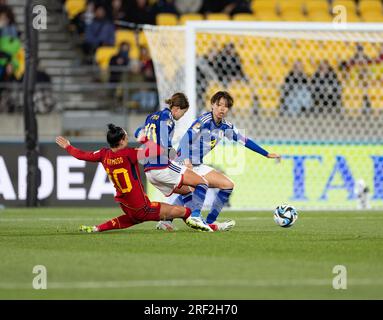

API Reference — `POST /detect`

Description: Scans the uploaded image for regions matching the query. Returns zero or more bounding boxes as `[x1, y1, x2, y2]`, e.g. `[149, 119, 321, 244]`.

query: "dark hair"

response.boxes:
[107, 123, 125, 148]
[210, 91, 234, 109]
[165, 92, 189, 110]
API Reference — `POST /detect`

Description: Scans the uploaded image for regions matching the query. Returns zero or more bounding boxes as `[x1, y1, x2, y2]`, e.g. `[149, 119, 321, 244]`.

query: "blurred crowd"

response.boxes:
[0, 0, 54, 114]
[66, 0, 253, 111]
[0, 0, 21, 112]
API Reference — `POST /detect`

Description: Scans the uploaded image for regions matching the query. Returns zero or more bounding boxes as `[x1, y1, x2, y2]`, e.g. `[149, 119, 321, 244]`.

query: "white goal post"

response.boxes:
[144, 21, 383, 211]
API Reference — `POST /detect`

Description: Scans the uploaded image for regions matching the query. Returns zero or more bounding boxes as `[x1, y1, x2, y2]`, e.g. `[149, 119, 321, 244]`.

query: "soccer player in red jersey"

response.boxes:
[55, 124, 212, 233]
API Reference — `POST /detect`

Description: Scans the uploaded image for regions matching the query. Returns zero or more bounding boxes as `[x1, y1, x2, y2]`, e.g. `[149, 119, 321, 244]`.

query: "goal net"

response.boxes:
[144, 22, 383, 211]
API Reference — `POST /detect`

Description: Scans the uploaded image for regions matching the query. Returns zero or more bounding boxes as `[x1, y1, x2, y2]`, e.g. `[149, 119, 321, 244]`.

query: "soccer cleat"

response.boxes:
[156, 220, 178, 231]
[79, 225, 98, 233]
[214, 219, 236, 231]
[185, 216, 213, 232]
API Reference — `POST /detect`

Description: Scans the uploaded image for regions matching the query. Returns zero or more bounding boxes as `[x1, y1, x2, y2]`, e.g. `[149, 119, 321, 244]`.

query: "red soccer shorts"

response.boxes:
[119, 201, 161, 225]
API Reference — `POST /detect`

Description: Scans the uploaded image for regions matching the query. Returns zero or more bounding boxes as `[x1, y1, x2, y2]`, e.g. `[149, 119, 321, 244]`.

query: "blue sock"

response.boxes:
[172, 192, 192, 206]
[206, 188, 233, 224]
[189, 184, 208, 217]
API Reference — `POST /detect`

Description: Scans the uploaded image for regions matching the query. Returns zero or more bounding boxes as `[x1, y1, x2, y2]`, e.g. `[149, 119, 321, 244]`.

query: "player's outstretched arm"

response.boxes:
[55, 136, 102, 162]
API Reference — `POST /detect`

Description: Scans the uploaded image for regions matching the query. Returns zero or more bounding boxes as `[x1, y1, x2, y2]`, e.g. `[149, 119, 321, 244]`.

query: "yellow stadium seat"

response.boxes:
[362, 11, 383, 22]
[342, 12, 361, 22]
[281, 12, 308, 21]
[138, 31, 148, 47]
[156, 13, 178, 25]
[332, 0, 357, 15]
[206, 13, 230, 21]
[232, 13, 256, 21]
[359, 0, 383, 14]
[257, 86, 280, 109]
[179, 13, 204, 24]
[251, 0, 277, 14]
[228, 81, 254, 110]
[278, 0, 304, 15]
[368, 86, 383, 109]
[255, 12, 281, 21]
[115, 30, 136, 47]
[65, 0, 86, 19]
[305, 0, 329, 15]
[307, 12, 333, 22]
[129, 46, 140, 60]
[342, 86, 364, 110]
[15, 47, 25, 80]
[95, 46, 118, 70]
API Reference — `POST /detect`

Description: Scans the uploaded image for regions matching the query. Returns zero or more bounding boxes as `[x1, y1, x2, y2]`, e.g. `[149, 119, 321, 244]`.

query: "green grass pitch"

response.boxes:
[0, 208, 382, 299]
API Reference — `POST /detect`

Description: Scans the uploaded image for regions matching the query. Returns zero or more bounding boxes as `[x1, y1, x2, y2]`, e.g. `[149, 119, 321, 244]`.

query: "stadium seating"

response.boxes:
[255, 12, 281, 21]
[232, 14, 257, 21]
[307, 12, 334, 22]
[257, 86, 280, 109]
[361, 11, 383, 22]
[332, 0, 357, 14]
[65, 0, 86, 19]
[206, 13, 231, 21]
[251, 0, 278, 16]
[359, 0, 383, 21]
[15, 47, 24, 80]
[278, 0, 305, 16]
[228, 80, 254, 110]
[95, 46, 118, 70]
[305, 0, 330, 15]
[138, 31, 148, 47]
[359, 0, 383, 15]
[115, 30, 140, 59]
[368, 85, 383, 109]
[156, 13, 178, 25]
[282, 12, 308, 21]
[115, 30, 136, 47]
[342, 86, 365, 110]
[179, 13, 204, 25]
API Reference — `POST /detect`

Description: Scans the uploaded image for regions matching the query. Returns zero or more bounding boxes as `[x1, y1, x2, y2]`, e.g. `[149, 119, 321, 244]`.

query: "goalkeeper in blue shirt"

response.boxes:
[164, 91, 281, 230]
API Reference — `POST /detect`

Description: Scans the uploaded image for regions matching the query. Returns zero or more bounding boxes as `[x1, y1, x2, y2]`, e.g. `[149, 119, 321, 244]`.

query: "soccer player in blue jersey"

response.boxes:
[135, 92, 213, 231]
[173, 91, 281, 229]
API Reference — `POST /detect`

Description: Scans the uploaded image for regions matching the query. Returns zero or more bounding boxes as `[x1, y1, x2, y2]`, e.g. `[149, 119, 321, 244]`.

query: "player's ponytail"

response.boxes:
[165, 92, 189, 110]
[107, 123, 125, 147]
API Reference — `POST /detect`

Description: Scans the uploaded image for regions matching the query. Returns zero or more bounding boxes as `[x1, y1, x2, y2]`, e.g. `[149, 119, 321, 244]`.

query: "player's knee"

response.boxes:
[201, 176, 209, 187]
[221, 179, 234, 190]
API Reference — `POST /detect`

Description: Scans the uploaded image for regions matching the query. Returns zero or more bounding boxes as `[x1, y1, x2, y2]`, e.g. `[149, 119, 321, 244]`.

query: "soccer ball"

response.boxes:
[273, 205, 298, 228]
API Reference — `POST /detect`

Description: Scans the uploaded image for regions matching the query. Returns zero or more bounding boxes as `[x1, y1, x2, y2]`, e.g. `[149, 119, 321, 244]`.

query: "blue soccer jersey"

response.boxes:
[138, 108, 175, 171]
[177, 111, 269, 165]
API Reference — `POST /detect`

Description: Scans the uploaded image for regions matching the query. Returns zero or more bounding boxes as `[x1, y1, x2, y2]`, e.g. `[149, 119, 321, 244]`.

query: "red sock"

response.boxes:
[208, 223, 218, 232]
[97, 214, 135, 232]
[183, 207, 191, 220]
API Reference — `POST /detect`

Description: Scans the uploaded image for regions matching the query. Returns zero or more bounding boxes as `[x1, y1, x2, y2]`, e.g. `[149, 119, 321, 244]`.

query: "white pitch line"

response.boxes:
[1, 278, 383, 290]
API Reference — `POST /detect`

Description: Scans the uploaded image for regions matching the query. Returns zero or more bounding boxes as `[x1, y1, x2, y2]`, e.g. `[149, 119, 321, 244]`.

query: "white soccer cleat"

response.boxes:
[156, 220, 178, 231]
[185, 216, 213, 232]
[215, 219, 236, 231]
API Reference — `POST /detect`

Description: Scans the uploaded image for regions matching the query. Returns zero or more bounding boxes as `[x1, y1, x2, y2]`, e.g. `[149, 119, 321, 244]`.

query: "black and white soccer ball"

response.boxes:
[273, 205, 298, 228]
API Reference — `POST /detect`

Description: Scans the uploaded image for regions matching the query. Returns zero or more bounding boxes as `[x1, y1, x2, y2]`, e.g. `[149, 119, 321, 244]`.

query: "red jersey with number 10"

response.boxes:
[65, 145, 150, 210]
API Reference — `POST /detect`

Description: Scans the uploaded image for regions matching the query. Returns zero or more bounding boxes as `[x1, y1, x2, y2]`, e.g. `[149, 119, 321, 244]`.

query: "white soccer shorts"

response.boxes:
[145, 161, 187, 197]
[192, 164, 215, 176]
